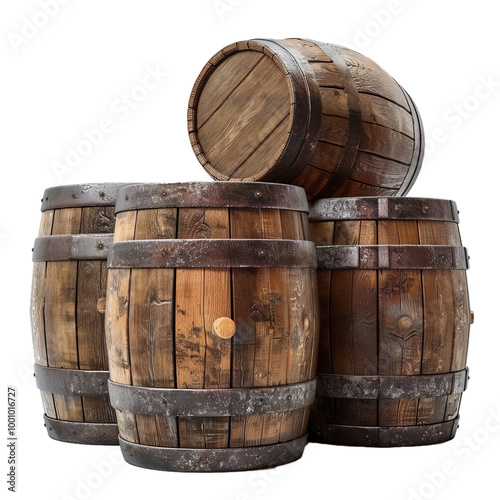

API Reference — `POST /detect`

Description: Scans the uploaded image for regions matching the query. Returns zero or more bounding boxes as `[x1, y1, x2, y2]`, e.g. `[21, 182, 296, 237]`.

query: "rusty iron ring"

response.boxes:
[108, 378, 316, 417]
[32, 234, 113, 262]
[108, 239, 318, 269]
[315, 368, 469, 400]
[43, 415, 118, 445]
[118, 434, 308, 472]
[34, 365, 110, 396]
[308, 417, 460, 448]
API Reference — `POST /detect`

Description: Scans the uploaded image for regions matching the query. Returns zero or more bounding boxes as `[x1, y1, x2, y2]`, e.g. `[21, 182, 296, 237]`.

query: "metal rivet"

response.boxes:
[334, 90, 339, 96]
[254, 191, 262, 198]
[97, 243, 104, 250]
[99, 191, 105, 198]
[45, 197, 48, 201]
[457, 210, 460, 214]
[422, 205, 429, 213]
[258, 250, 265, 257]
[287, 395, 292, 401]
[259, 397, 264, 403]
[40, 198, 43, 203]
[98, 380, 104, 385]
[161, 191, 167, 197]
[125, 195, 129, 201]
[44, 423, 46, 427]
[73, 431, 77, 435]
[33, 373, 36, 377]
[162, 251, 167, 257]
[49, 427, 52, 431]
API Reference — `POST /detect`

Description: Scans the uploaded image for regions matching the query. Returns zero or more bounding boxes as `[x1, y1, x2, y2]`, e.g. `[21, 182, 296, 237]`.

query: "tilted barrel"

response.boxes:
[188, 38, 424, 200]
[105, 182, 319, 471]
[31, 183, 129, 445]
[308, 197, 471, 447]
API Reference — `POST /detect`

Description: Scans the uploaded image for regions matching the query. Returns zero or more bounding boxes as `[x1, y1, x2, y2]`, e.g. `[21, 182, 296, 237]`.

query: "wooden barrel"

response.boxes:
[188, 38, 423, 200]
[105, 182, 319, 471]
[308, 197, 471, 447]
[31, 183, 128, 445]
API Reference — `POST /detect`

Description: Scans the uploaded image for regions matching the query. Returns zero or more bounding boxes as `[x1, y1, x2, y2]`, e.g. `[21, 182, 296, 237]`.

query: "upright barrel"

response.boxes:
[308, 197, 472, 447]
[188, 38, 424, 200]
[31, 183, 128, 445]
[105, 182, 319, 471]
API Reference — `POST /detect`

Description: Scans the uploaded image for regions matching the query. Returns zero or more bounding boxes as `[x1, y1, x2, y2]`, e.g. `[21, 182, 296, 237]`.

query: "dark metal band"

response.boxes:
[309, 197, 459, 223]
[119, 434, 307, 472]
[307, 41, 363, 199]
[397, 87, 425, 196]
[115, 182, 309, 213]
[34, 365, 110, 396]
[44, 415, 118, 445]
[316, 368, 469, 400]
[108, 378, 316, 417]
[108, 239, 318, 269]
[41, 183, 131, 211]
[32, 234, 113, 262]
[253, 39, 322, 186]
[308, 418, 459, 448]
[316, 245, 469, 270]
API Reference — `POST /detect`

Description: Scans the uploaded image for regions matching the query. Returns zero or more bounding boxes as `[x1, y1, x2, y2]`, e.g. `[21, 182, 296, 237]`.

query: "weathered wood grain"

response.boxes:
[189, 38, 423, 200]
[309, 198, 471, 446]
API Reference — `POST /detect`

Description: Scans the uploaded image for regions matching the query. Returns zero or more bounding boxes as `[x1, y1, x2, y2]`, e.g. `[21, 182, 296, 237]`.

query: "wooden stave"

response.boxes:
[105, 183, 319, 470]
[308, 197, 471, 446]
[188, 38, 423, 200]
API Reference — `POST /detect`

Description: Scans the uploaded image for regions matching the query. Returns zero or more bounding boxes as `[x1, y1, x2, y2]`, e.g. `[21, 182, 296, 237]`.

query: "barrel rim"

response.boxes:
[41, 183, 133, 211]
[187, 39, 314, 184]
[309, 197, 459, 222]
[43, 415, 118, 446]
[308, 418, 459, 448]
[114, 181, 309, 213]
[119, 434, 307, 472]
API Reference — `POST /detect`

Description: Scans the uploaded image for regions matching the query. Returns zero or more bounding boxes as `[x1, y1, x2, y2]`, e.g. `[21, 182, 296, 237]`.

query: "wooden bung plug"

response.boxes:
[212, 317, 237, 339]
[96, 297, 106, 314]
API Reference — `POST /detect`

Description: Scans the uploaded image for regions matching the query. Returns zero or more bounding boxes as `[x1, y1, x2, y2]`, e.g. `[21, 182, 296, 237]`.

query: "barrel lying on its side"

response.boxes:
[105, 182, 319, 471]
[31, 183, 129, 445]
[308, 197, 471, 447]
[188, 38, 424, 200]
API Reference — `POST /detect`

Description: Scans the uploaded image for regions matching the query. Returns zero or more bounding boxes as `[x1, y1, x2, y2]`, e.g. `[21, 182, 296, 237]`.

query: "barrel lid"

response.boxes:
[41, 183, 133, 211]
[188, 39, 320, 185]
[115, 182, 309, 213]
[308, 197, 459, 223]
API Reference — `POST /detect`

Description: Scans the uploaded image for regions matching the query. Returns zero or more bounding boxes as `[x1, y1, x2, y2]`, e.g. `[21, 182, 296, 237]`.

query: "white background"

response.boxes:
[1, 1, 498, 499]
